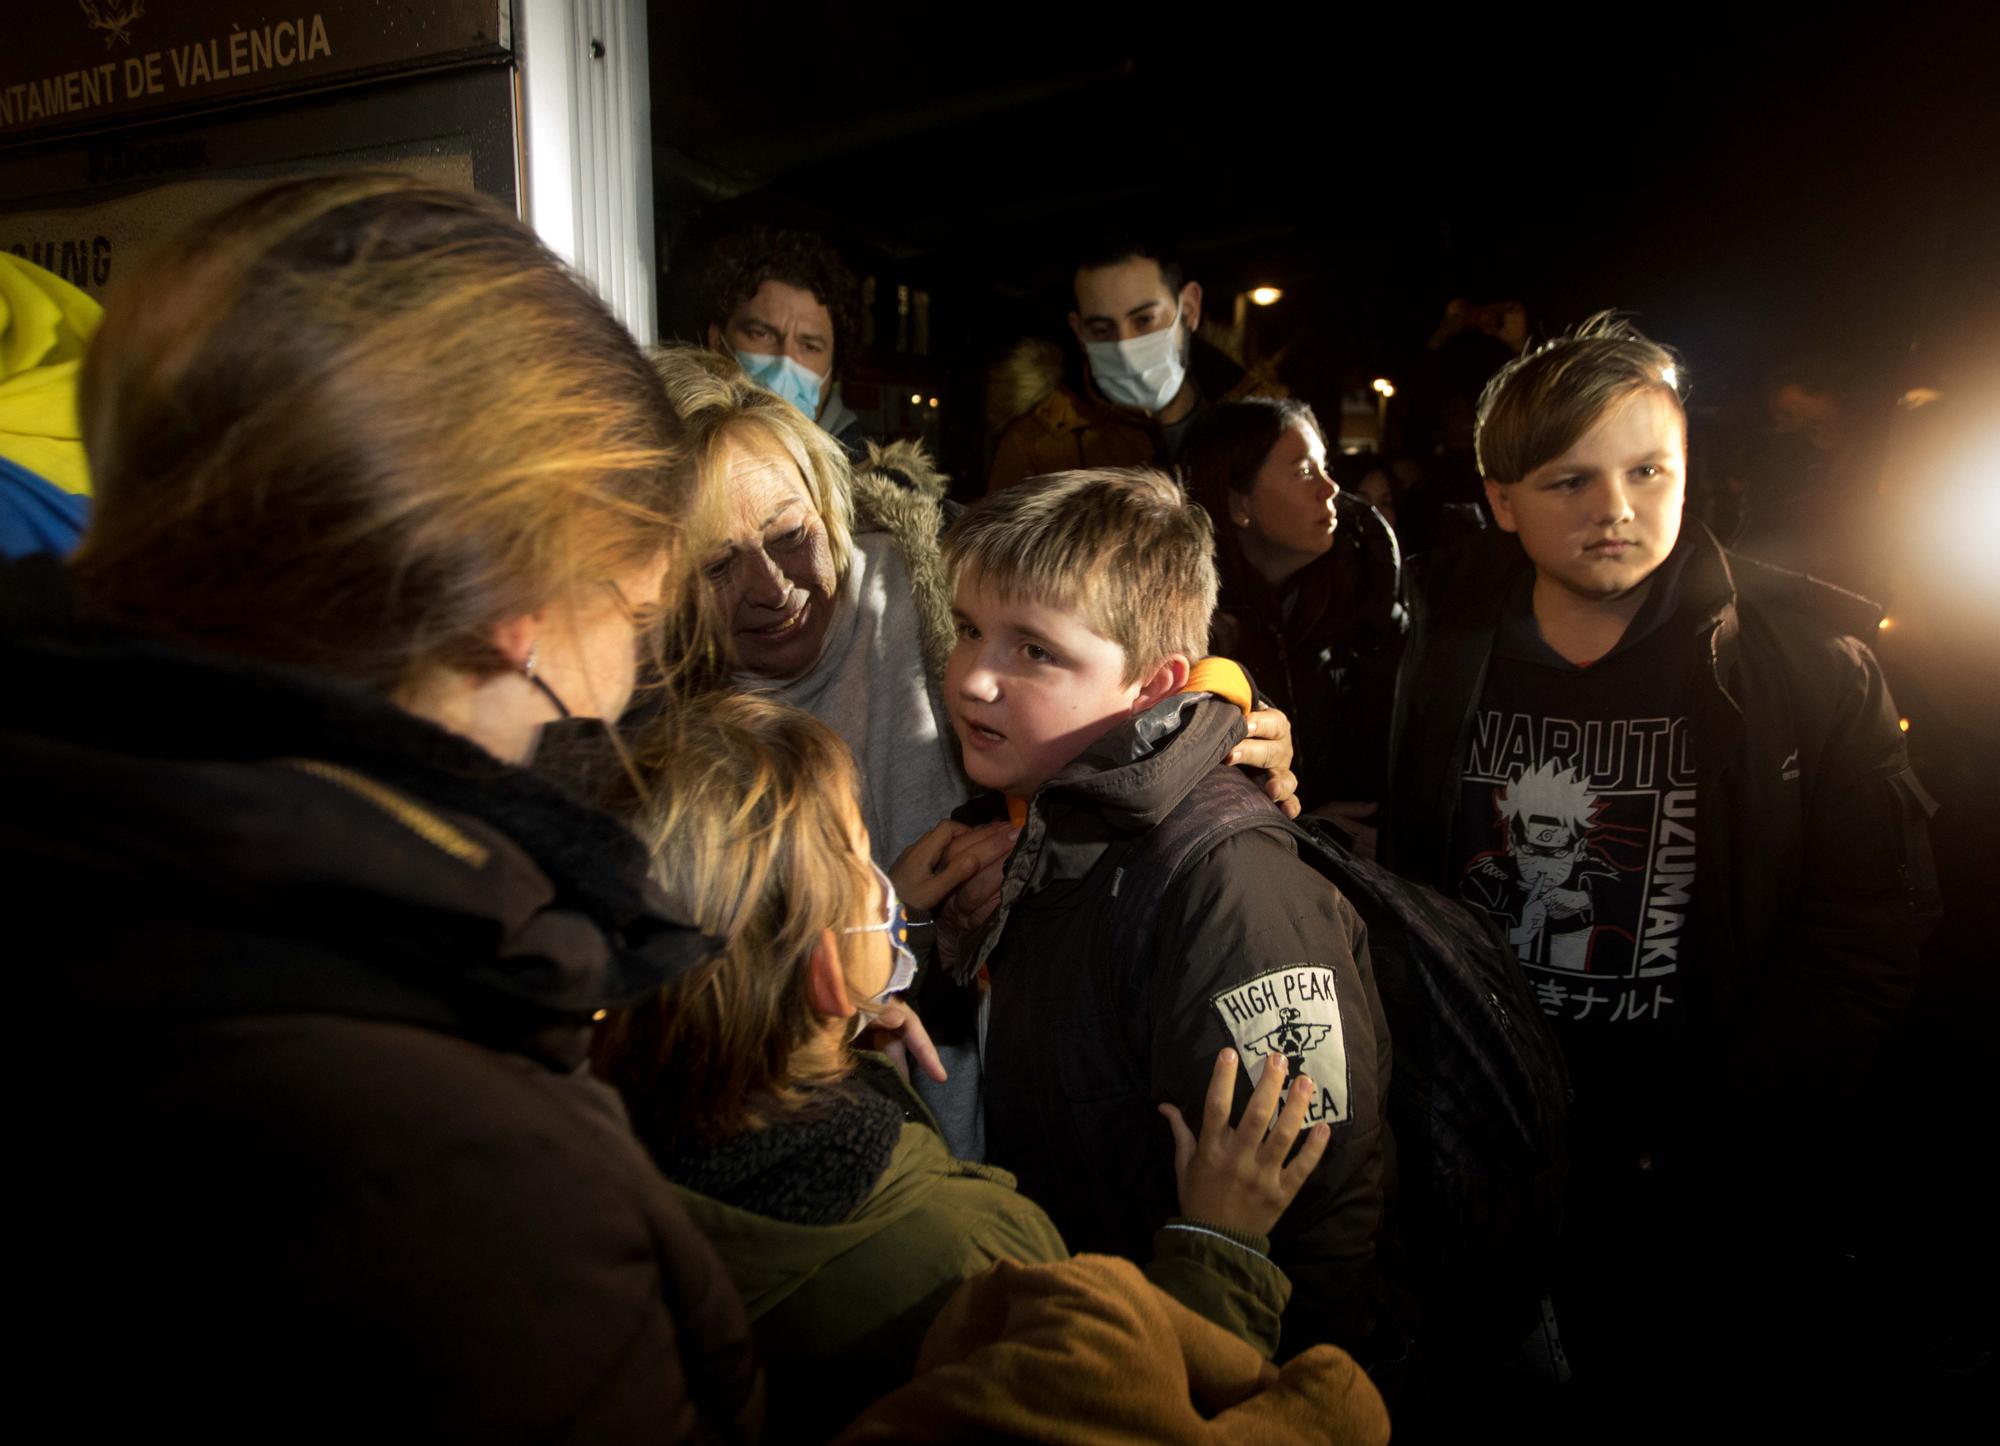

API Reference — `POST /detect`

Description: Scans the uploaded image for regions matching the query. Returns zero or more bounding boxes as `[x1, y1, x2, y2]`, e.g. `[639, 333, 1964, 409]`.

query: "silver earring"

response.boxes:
[521, 642, 571, 719]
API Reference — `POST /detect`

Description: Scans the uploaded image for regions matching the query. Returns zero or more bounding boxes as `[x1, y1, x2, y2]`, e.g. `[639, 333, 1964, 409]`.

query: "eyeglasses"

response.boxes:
[841, 859, 919, 979]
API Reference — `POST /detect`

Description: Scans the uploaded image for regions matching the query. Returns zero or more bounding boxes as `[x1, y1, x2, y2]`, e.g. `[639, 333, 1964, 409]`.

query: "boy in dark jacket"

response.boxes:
[1382, 314, 1939, 1417]
[920, 468, 1394, 1358]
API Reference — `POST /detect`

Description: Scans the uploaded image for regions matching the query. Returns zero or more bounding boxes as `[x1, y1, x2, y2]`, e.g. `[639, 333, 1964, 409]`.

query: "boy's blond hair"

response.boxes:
[942, 467, 1217, 683]
[1476, 311, 1687, 484]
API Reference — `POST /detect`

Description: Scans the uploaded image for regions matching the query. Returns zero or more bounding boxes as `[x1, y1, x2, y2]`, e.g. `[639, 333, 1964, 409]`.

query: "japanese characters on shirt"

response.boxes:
[1455, 709, 1694, 1028]
[1210, 966, 1351, 1125]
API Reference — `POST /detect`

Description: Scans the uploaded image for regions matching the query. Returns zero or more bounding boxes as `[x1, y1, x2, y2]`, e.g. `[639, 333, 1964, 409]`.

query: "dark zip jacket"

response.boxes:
[3, 556, 760, 1444]
[1209, 494, 1407, 810]
[1383, 526, 1939, 1152]
[951, 692, 1393, 1356]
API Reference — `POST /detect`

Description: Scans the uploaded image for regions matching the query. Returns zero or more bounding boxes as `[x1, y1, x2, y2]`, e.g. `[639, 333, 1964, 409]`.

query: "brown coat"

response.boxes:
[987, 374, 1162, 493]
[985, 335, 1286, 493]
[834, 1255, 1390, 1444]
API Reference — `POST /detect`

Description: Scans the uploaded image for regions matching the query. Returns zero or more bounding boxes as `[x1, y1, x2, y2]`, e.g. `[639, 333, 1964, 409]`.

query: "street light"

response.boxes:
[1249, 286, 1283, 306]
[1370, 378, 1396, 446]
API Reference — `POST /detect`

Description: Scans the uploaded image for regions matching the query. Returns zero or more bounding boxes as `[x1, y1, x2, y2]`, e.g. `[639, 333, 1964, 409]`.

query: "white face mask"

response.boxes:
[1084, 304, 1187, 415]
[842, 860, 919, 1040]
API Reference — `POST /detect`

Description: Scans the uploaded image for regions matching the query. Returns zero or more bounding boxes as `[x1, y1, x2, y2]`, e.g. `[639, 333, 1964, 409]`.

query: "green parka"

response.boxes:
[674, 1058, 1290, 1441]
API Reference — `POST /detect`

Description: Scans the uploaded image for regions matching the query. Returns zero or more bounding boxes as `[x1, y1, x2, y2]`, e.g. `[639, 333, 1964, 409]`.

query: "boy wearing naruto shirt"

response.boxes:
[1384, 314, 1938, 1416]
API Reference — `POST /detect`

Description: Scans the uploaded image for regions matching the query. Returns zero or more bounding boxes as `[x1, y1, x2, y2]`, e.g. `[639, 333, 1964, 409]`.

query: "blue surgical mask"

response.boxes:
[843, 860, 919, 1029]
[1084, 304, 1187, 414]
[732, 349, 825, 420]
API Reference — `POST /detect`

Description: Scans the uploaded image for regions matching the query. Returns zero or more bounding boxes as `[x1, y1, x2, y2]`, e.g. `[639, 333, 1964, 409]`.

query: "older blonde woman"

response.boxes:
[653, 345, 1303, 929]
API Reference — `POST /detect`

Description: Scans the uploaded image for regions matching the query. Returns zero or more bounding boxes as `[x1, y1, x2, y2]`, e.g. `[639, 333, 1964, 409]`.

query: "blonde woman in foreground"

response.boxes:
[7, 175, 758, 1442]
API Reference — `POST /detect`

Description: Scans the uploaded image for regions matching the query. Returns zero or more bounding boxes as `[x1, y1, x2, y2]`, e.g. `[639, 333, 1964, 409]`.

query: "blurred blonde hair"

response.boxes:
[73, 173, 687, 695]
[594, 692, 875, 1155]
[943, 467, 1217, 683]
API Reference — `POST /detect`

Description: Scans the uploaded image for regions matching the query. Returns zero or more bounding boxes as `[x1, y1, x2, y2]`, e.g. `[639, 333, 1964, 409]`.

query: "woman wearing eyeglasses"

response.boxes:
[594, 692, 1332, 1443]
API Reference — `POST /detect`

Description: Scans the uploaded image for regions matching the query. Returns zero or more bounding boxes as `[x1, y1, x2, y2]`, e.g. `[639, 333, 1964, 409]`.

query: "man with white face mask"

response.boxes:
[987, 234, 1284, 493]
[702, 225, 873, 457]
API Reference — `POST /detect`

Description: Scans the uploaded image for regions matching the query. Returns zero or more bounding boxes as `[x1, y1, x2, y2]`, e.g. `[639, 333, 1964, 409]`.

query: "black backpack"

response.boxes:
[1107, 768, 1570, 1349]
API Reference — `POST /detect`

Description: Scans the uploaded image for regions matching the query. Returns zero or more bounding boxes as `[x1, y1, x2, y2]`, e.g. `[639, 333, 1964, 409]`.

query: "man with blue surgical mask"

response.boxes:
[987, 233, 1284, 493]
[702, 226, 871, 456]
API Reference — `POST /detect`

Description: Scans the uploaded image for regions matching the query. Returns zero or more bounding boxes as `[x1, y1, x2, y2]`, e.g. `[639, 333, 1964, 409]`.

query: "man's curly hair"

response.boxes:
[704, 227, 864, 374]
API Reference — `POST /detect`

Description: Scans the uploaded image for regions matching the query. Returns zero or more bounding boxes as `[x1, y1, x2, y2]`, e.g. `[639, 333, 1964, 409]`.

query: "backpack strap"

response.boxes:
[1100, 770, 1288, 1075]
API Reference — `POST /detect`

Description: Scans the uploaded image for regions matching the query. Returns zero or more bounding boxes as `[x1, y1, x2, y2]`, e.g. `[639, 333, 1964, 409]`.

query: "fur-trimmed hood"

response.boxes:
[855, 437, 951, 502]
[851, 440, 957, 696]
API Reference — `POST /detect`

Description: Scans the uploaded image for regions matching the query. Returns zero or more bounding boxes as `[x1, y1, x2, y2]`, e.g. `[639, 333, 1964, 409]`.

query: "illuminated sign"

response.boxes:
[1, 2, 510, 143]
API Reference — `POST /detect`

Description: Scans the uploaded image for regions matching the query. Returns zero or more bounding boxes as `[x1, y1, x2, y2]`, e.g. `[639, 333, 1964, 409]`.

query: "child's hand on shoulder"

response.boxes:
[1160, 1048, 1330, 1239]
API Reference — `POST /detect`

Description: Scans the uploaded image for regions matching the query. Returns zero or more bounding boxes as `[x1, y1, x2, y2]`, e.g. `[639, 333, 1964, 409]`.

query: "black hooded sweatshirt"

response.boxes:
[1385, 525, 1939, 1197]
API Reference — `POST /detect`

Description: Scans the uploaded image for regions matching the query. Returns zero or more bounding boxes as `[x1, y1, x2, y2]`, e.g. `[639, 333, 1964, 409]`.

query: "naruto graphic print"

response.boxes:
[1453, 710, 1695, 1028]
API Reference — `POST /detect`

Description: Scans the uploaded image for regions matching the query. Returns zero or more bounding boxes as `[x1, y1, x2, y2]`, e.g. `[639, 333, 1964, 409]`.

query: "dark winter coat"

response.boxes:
[944, 692, 1393, 1357]
[1383, 525, 1939, 1168]
[3, 556, 761, 1444]
[1209, 494, 1407, 811]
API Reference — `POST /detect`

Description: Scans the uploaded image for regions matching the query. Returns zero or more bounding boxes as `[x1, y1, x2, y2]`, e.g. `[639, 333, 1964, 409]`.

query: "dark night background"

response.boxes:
[645, 4, 1998, 492]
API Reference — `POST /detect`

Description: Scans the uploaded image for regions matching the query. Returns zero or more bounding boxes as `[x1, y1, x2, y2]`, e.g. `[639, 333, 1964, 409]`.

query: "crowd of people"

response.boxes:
[3, 175, 1943, 1442]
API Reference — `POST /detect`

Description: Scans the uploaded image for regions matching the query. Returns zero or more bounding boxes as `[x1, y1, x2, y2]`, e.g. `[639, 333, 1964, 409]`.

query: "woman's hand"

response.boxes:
[1160, 1048, 1330, 1239]
[890, 818, 981, 913]
[930, 820, 1018, 972]
[858, 996, 947, 1085]
[1228, 706, 1301, 820]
